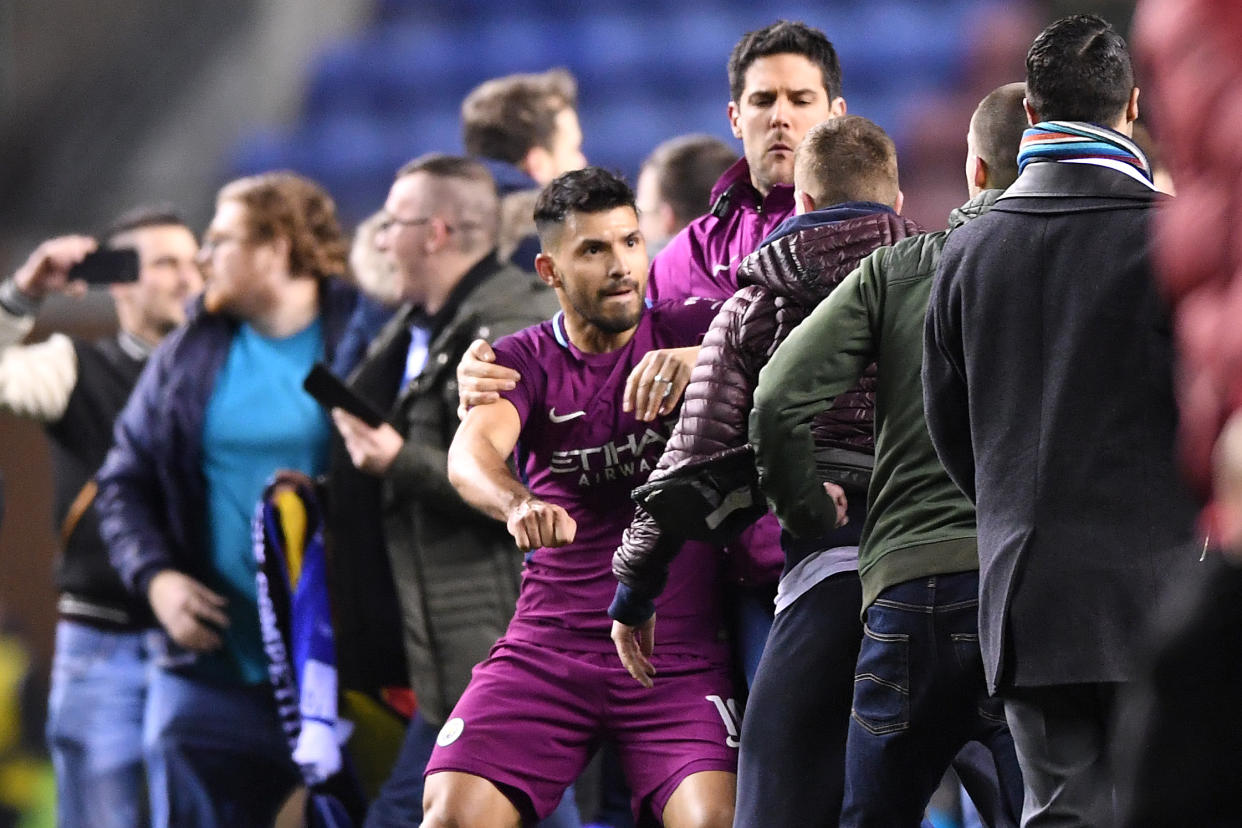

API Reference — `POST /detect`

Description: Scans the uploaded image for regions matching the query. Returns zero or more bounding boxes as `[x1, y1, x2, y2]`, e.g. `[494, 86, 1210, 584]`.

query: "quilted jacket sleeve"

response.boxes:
[611, 288, 774, 617]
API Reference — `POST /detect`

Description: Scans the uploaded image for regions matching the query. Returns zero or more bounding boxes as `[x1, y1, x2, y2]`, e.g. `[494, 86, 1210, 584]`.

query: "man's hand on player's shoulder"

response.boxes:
[506, 497, 576, 551]
[623, 346, 699, 422]
[611, 616, 657, 688]
[456, 338, 520, 420]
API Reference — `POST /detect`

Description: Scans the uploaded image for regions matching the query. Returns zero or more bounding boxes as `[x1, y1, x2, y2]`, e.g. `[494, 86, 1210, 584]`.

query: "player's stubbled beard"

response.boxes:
[571, 275, 644, 335]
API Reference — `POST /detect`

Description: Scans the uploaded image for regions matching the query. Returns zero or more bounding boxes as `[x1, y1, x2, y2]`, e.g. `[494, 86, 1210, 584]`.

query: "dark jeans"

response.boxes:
[734, 571, 863, 828]
[840, 572, 1022, 827]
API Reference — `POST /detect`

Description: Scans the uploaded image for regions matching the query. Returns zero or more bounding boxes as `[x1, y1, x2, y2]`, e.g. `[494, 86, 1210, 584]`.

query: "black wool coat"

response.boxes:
[923, 161, 1201, 693]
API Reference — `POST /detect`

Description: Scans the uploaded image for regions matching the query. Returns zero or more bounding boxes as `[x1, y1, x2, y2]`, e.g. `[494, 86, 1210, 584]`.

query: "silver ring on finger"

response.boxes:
[661, 382, 674, 398]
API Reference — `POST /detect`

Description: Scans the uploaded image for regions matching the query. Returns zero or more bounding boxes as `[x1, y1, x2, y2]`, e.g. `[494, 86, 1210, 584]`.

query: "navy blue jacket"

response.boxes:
[96, 278, 357, 601]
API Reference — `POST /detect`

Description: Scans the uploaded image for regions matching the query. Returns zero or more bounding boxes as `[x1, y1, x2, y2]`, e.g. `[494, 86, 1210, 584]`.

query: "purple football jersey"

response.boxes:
[493, 298, 727, 657]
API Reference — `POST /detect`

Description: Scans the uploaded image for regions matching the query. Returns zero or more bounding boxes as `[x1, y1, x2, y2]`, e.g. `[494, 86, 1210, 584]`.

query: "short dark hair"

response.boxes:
[643, 135, 738, 227]
[1025, 14, 1133, 125]
[397, 153, 495, 189]
[794, 115, 898, 207]
[728, 21, 842, 103]
[461, 69, 578, 164]
[970, 82, 1029, 188]
[534, 167, 634, 248]
[102, 205, 188, 247]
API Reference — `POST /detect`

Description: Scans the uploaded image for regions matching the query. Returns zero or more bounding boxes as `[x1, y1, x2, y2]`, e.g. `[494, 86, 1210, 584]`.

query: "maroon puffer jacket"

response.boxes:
[613, 208, 921, 605]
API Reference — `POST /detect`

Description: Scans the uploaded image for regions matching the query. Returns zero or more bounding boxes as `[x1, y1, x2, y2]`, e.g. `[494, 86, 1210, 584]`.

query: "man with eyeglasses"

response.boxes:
[325, 154, 561, 827]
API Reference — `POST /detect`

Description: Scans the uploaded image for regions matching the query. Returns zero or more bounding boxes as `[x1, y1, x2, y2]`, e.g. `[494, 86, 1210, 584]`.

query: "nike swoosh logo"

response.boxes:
[549, 408, 586, 423]
[711, 256, 739, 276]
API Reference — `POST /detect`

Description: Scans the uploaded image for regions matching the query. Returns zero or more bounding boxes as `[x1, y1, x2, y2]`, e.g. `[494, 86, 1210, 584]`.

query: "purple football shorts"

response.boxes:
[424, 637, 739, 821]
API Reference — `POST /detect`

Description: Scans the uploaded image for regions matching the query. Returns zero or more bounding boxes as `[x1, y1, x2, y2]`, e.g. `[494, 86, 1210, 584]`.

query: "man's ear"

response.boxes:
[523, 146, 554, 187]
[108, 282, 134, 306]
[727, 100, 743, 140]
[829, 96, 847, 118]
[973, 157, 990, 191]
[258, 235, 292, 276]
[797, 190, 817, 214]
[893, 189, 904, 215]
[1023, 98, 1039, 126]
[657, 203, 679, 238]
[1126, 87, 1140, 125]
[428, 217, 453, 253]
[533, 253, 560, 288]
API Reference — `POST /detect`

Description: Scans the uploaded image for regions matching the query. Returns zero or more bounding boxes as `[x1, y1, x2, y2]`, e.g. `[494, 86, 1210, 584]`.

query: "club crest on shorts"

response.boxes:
[436, 717, 465, 747]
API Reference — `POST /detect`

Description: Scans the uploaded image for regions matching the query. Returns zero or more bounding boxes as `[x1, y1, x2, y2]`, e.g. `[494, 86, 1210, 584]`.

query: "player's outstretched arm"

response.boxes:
[448, 399, 577, 551]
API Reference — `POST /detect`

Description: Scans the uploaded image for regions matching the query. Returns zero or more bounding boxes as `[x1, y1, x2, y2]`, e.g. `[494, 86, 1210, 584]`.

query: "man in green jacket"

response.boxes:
[749, 83, 1028, 825]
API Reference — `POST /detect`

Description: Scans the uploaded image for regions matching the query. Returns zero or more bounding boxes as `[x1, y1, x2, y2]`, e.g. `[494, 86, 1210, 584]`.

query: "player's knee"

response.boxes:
[420, 799, 470, 828]
[668, 797, 735, 828]
[421, 773, 517, 828]
[420, 781, 462, 828]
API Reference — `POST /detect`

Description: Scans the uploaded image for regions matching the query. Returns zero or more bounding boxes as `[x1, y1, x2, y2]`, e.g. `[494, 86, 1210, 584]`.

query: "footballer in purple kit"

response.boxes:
[430, 168, 737, 828]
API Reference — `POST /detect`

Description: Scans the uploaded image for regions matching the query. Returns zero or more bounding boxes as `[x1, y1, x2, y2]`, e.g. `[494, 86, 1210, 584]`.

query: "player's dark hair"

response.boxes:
[1025, 14, 1133, 126]
[728, 20, 842, 103]
[534, 167, 635, 247]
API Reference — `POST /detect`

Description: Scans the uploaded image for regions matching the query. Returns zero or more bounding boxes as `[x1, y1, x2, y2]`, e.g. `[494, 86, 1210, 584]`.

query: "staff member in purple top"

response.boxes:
[454, 20, 850, 689]
[430, 168, 736, 828]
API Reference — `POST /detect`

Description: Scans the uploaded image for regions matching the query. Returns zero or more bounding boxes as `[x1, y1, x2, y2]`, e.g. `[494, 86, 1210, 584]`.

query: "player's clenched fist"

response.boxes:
[506, 499, 577, 550]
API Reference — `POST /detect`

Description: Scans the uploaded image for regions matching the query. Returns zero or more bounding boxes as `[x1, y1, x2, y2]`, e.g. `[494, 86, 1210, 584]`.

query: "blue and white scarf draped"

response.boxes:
[1018, 121, 1153, 184]
[253, 475, 346, 787]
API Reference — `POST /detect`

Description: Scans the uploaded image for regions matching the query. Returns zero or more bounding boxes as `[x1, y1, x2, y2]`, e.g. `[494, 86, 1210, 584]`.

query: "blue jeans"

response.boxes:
[144, 667, 300, 828]
[840, 572, 1023, 827]
[46, 620, 150, 828]
[365, 711, 581, 827]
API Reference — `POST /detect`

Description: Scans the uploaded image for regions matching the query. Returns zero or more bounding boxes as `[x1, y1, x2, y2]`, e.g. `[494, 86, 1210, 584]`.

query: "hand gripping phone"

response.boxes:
[302, 363, 386, 428]
[67, 247, 140, 285]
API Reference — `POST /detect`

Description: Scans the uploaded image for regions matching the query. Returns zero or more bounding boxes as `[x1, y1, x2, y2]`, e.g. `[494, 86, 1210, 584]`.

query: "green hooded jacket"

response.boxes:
[750, 190, 1001, 610]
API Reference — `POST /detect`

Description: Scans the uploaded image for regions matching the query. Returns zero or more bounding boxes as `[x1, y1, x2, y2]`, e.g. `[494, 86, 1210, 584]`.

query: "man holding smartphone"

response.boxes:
[0, 209, 201, 828]
[325, 155, 561, 826]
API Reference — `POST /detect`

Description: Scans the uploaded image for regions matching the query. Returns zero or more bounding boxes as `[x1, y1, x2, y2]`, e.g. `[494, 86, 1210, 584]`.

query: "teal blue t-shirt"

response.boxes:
[198, 318, 331, 684]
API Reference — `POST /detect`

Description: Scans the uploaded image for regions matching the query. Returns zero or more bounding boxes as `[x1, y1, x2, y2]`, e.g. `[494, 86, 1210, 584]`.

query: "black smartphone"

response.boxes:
[68, 247, 140, 285]
[303, 363, 386, 428]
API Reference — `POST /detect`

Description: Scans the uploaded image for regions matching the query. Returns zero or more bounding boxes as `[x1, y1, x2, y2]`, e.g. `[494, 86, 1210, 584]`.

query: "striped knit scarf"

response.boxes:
[1017, 121, 1152, 182]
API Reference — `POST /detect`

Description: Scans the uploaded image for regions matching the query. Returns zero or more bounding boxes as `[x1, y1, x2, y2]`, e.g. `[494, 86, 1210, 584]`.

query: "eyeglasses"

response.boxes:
[376, 214, 436, 234]
[199, 233, 251, 254]
[375, 214, 482, 235]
